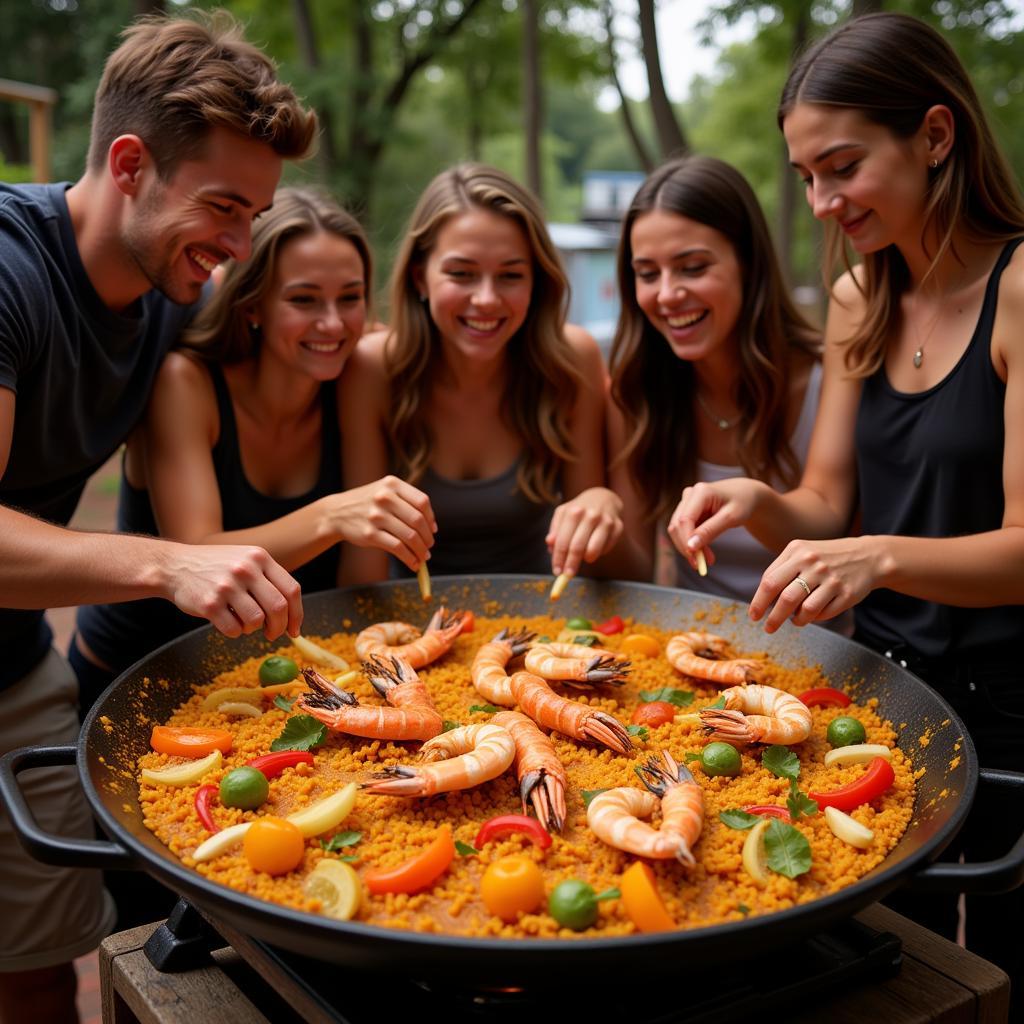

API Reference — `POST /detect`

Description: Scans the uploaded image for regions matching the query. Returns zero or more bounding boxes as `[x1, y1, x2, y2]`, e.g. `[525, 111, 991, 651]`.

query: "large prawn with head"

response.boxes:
[355, 606, 468, 669]
[699, 683, 812, 745]
[471, 628, 535, 706]
[524, 641, 630, 688]
[492, 710, 568, 832]
[296, 656, 443, 741]
[666, 631, 761, 686]
[586, 751, 704, 865]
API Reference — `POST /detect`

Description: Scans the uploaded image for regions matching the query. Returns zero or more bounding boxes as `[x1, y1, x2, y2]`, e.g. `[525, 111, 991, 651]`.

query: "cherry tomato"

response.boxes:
[808, 757, 896, 812]
[364, 826, 455, 894]
[459, 610, 475, 635]
[480, 855, 545, 922]
[631, 702, 677, 727]
[595, 615, 625, 635]
[243, 816, 305, 875]
[150, 726, 233, 758]
[620, 634, 661, 659]
[799, 687, 851, 708]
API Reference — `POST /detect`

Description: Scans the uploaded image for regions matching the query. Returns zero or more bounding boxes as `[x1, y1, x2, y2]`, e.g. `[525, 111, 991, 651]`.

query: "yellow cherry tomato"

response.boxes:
[620, 861, 675, 933]
[243, 816, 305, 875]
[480, 855, 545, 922]
[620, 634, 661, 659]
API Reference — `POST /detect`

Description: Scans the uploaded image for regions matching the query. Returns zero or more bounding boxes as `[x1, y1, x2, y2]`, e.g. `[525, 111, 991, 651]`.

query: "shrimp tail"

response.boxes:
[585, 654, 630, 685]
[360, 765, 422, 796]
[496, 627, 536, 657]
[583, 711, 634, 756]
[361, 654, 409, 700]
[699, 708, 752, 744]
[299, 667, 359, 709]
[635, 750, 695, 796]
[520, 768, 566, 833]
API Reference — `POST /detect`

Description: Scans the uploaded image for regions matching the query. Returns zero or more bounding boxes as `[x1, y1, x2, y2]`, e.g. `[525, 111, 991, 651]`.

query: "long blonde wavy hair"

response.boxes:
[609, 156, 820, 524]
[386, 163, 580, 505]
[778, 12, 1024, 378]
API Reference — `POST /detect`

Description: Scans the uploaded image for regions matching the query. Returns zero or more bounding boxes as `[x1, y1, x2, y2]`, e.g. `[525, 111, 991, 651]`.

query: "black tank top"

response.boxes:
[854, 237, 1024, 659]
[77, 364, 342, 673]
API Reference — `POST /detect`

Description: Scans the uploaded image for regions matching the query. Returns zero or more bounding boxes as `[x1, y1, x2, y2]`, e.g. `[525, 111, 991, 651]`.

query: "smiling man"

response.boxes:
[0, 12, 316, 1022]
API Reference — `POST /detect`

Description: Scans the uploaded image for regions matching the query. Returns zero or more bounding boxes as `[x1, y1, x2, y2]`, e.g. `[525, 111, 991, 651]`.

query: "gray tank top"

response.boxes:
[393, 461, 555, 576]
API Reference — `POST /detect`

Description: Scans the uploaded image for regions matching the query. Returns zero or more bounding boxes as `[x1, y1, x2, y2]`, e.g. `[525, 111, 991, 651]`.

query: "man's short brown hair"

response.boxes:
[87, 9, 317, 177]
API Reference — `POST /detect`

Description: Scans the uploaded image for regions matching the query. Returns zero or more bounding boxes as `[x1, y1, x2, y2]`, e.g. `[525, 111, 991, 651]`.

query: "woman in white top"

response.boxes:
[606, 156, 829, 611]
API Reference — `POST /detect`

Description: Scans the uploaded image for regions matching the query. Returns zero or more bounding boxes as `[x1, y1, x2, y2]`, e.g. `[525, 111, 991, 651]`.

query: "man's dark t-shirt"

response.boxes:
[0, 182, 197, 688]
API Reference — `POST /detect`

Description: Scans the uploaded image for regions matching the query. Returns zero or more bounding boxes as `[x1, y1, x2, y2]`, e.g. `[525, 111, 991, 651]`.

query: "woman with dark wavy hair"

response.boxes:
[606, 155, 823, 605]
[340, 163, 621, 584]
[675, 14, 1024, 997]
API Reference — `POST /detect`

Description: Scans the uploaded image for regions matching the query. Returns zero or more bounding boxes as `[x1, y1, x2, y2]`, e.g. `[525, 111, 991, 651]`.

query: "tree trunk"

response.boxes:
[637, 0, 688, 159]
[290, 0, 337, 177]
[522, 0, 542, 200]
[776, 2, 809, 287]
[603, 2, 653, 172]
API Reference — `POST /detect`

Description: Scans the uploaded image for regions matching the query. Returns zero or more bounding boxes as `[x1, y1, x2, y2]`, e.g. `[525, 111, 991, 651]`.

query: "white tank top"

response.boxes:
[673, 363, 852, 634]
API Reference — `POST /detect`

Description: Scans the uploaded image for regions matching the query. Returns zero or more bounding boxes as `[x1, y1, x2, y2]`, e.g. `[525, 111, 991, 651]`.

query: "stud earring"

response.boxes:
[929, 158, 940, 169]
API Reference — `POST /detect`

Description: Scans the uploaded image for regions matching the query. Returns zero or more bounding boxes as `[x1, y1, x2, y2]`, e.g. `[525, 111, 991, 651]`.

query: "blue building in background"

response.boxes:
[550, 170, 645, 354]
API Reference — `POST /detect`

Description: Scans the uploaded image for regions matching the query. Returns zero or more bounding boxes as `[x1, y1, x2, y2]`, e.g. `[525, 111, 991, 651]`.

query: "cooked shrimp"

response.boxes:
[471, 628, 535, 706]
[587, 751, 704, 865]
[699, 683, 812, 745]
[508, 671, 633, 756]
[296, 659, 443, 741]
[361, 723, 516, 797]
[354, 606, 467, 668]
[523, 641, 630, 687]
[492, 710, 568, 832]
[666, 631, 761, 686]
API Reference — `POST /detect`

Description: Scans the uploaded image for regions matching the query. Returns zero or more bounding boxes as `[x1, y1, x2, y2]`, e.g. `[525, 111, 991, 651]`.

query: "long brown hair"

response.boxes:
[181, 186, 372, 363]
[386, 163, 580, 505]
[609, 156, 819, 524]
[779, 12, 1024, 377]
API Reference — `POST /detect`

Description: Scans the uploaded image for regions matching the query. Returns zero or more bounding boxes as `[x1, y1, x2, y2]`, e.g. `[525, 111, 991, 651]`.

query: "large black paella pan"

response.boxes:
[3, 576, 1023, 985]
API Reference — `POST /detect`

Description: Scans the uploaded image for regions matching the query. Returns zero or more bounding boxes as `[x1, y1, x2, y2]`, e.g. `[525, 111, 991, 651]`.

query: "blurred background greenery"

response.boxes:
[3, 0, 1023, 310]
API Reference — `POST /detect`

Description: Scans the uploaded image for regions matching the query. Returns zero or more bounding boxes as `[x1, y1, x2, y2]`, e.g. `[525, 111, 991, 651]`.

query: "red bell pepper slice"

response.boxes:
[474, 813, 552, 850]
[799, 687, 852, 708]
[246, 751, 315, 779]
[808, 757, 896, 812]
[595, 615, 625, 635]
[194, 784, 220, 834]
[743, 804, 792, 822]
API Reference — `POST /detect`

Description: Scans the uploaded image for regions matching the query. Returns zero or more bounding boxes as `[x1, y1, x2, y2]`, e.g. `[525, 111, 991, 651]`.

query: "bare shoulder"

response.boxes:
[154, 351, 214, 404]
[564, 322, 607, 384]
[994, 243, 1024, 368]
[346, 329, 391, 377]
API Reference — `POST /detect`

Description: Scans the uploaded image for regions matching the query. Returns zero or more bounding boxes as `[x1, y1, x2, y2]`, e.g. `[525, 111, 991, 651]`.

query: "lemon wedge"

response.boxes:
[292, 635, 349, 671]
[217, 702, 263, 718]
[192, 821, 252, 862]
[824, 806, 875, 849]
[823, 744, 892, 768]
[742, 817, 770, 886]
[141, 749, 222, 788]
[287, 782, 358, 838]
[304, 859, 361, 920]
[200, 687, 263, 711]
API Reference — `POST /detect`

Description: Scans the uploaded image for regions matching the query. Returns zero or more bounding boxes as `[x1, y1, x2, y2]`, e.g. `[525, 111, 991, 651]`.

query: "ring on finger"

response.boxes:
[793, 576, 812, 597]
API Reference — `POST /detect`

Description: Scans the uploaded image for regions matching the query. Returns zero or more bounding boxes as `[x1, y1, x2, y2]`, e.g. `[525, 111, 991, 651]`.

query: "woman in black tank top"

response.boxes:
[72, 188, 436, 703]
[673, 14, 1024, 1008]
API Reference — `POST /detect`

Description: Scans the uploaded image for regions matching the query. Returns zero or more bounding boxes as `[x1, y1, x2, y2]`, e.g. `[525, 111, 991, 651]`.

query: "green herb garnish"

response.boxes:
[719, 808, 762, 830]
[706, 696, 727, 710]
[320, 830, 362, 853]
[627, 724, 649, 740]
[638, 687, 694, 707]
[270, 714, 327, 752]
[469, 704, 499, 714]
[442, 720, 460, 732]
[762, 745, 801, 782]
[581, 788, 610, 807]
[786, 780, 818, 821]
[572, 634, 598, 647]
[764, 819, 812, 879]
[683, 751, 702, 763]
[273, 694, 296, 711]
[737, 904, 750, 916]
[455, 840, 479, 857]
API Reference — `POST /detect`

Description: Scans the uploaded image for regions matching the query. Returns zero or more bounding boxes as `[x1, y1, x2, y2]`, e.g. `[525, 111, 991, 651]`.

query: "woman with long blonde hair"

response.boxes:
[340, 164, 621, 584]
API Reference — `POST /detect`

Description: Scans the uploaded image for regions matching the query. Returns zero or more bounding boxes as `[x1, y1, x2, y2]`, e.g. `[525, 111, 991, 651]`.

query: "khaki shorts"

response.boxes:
[0, 648, 116, 971]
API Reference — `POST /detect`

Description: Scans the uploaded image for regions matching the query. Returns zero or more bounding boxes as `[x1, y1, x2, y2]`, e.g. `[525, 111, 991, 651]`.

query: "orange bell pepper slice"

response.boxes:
[364, 825, 455, 895]
[150, 725, 233, 758]
[620, 861, 675, 933]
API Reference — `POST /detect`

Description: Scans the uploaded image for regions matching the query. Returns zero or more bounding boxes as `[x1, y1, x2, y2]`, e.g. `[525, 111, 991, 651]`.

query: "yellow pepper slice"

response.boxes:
[823, 743, 892, 768]
[141, 749, 223, 788]
[620, 861, 675, 933]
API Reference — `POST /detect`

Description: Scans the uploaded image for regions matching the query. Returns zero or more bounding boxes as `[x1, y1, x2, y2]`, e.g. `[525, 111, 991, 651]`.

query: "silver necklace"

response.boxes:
[695, 391, 739, 431]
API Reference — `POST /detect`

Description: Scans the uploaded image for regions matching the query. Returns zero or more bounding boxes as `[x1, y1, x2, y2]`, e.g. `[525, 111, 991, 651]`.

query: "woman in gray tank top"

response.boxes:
[604, 156, 823, 613]
[339, 164, 622, 586]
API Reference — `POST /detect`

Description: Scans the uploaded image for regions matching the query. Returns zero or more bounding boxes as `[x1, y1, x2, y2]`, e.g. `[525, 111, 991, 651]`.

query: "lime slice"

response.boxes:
[305, 859, 361, 920]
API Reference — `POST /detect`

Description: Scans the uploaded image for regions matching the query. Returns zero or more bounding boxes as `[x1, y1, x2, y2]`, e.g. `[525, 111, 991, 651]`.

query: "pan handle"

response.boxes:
[0, 745, 136, 870]
[908, 768, 1024, 893]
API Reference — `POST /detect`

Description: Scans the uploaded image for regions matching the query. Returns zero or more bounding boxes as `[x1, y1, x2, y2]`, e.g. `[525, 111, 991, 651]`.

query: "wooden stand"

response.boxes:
[100, 904, 1010, 1024]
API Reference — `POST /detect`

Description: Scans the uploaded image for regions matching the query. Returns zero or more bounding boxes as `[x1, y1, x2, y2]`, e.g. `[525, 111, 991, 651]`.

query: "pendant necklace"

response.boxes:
[695, 391, 739, 431]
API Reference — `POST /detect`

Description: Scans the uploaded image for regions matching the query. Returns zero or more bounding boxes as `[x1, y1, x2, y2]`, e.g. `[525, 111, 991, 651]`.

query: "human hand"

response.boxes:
[162, 542, 303, 640]
[330, 476, 436, 573]
[667, 479, 764, 573]
[546, 487, 624, 578]
[750, 536, 881, 633]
